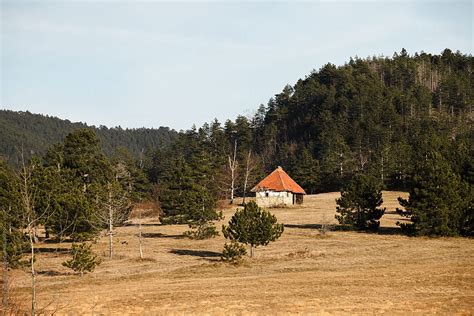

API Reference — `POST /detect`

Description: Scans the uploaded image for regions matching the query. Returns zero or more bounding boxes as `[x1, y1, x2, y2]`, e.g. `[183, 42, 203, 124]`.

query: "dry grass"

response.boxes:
[6, 191, 474, 315]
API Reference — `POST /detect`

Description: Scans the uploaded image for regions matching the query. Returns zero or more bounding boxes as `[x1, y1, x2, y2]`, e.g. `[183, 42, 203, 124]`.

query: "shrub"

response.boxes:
[184, 222, 219, 240]
[335, 173, 385, 230]
[62, 243, 101, 276]
[221, 242, 247, 263]
[222, 201, 284, 257]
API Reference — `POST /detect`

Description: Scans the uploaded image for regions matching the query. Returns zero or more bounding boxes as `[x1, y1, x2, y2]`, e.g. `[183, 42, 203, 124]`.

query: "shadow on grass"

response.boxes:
[169, 249, 221, 259]
[284, 223, 404, 236]
[41, 238, 74, 244]
[37, 270, 70, 276]
[35, 247, 70, 254]
[285, 223, 323, 230]
[124, 222, 163, 227]
[142, 232, 185, 239]
[375, 226, 404, 235]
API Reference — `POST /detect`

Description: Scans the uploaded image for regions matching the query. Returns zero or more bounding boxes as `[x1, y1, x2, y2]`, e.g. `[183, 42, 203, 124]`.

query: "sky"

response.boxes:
[1, 0, 472, 131]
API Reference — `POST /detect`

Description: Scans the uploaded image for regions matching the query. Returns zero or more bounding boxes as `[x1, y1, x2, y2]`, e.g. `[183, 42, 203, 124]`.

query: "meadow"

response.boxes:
[8, 192, 474, 314]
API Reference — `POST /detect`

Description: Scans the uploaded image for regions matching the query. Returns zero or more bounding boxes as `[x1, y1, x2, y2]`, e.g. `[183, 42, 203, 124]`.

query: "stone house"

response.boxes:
[251, 166, 306, 207]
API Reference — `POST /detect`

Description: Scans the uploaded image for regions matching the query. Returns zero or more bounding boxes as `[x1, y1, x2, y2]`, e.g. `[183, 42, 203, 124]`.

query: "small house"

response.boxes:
[251, 166, 306, 207]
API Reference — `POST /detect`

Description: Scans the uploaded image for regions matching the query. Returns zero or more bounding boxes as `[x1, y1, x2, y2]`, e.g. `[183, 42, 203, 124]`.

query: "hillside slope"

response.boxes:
[0, 110, 177, 164]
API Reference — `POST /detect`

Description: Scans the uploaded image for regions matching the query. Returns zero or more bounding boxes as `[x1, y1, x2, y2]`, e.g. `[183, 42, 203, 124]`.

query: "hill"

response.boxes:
[0, 110, 177, 165]
[144, 48, 473, 194]
[1, 48, 472, 193]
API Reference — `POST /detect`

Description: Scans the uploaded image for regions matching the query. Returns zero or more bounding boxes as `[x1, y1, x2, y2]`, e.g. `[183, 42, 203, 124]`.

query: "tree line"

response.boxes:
[0, 47, 472, 312]
[0, 109, 177, 166]
[1, 48, 472, 237]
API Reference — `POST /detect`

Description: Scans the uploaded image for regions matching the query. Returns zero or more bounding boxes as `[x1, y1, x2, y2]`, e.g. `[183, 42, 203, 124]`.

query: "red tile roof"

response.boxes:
[251, 166, 306, 194]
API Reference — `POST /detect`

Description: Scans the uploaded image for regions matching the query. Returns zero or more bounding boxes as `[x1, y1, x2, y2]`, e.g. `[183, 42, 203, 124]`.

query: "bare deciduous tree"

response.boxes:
[138, 208, 143, 259]
[242, 150, 258, 204]
[17, 155, 49, 316]
[96, 181, 132, 259]
[228, 140, 238, 204]
[2, 227, 8, 311]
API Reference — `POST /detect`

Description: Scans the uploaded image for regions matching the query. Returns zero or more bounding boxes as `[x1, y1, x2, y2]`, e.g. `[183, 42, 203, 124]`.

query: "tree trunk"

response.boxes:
[229, 140, 237, 204]
[138, 209, 143, 259]
[29, 226, 36, 316]
[108, 185, 114, 260]
[108, 213, 113, 260]
[250, 245, 254, 258]
[242, 151, 251, 204]
[381, 154, 384, 183]
[339, 154, 343, 176]
[2, 228, 8, 312]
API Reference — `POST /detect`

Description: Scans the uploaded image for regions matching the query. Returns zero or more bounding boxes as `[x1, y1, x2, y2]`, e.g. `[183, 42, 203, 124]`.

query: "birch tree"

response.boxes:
[228, 140, 238, 204]
[95, 180, 132, 259]
[17, 155, 50, 315]
[242, 150, 258, 204]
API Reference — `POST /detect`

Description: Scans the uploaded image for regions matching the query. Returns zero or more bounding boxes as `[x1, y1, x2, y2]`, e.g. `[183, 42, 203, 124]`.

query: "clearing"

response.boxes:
[7, 191, 474, 314]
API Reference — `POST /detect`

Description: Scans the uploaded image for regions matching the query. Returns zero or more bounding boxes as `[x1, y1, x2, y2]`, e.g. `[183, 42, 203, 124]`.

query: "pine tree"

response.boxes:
[38, 130, 113, 241]
[160, 153, 222, 238]
[397, 151, 464, 236]
[291, 148, 320, 194]
[222, 201, 284, 257]
[62, 243, 101, 276]
[0, 159, 29, 311]
[335, 173, 385, 230]
[221, 241, 247, 264]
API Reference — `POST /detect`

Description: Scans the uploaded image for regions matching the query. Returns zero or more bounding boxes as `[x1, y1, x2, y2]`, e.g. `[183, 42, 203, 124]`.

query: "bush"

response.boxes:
[222, 201, 284, 257]
[221, 242, 247, 263]
[335, 173, 385, 230]
[184, 222, 219, 240]
[62, 243, 101, 276]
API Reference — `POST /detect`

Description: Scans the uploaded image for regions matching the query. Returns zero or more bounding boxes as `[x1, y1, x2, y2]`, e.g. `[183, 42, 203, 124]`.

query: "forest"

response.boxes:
[1, 48, 473, 249]
[0, 109, 177, 165]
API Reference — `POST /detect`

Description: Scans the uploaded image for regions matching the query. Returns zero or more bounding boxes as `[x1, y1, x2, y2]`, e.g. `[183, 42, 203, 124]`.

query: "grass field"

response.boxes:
[6, 191, 474, 314]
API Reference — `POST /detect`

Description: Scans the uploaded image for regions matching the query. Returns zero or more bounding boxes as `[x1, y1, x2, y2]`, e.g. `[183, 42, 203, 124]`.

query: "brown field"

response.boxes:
[6, 191, 474, 315]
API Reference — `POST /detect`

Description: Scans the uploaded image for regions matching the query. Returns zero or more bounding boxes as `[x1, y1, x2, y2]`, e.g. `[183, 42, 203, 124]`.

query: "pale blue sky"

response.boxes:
[1, 0, 472, 131]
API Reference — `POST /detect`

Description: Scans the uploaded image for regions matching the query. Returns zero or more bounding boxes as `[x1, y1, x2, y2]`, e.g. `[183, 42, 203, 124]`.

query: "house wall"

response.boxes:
[255, 190, 293, 207]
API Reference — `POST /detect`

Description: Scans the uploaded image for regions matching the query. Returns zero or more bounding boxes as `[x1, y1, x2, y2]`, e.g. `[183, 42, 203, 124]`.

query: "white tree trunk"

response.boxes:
[381, 154, 384, 183]
[138, 209, 143, 259]
[29, 225, 36, 316]
[229, 140, 238, 204]
[2, 228, 8, 311]
[108, 210, 113, 260]
[242, 151, 251, 204]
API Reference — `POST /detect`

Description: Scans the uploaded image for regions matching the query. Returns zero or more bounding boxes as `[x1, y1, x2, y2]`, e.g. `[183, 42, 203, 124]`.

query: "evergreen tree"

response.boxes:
[335, 173, 385, 230]
[62, 129, 111, 184]
[62, 243, 101, 276]
[222, 201, 284, 257]
[221, 241, 247, 264]
[397, 151, 464, 236]
[37, 130, 114, 240]
[1, 158, 29, 310]
[111, 146, 150, 202]
[159, 154, 222, 238]
[290, 148, 320, 194]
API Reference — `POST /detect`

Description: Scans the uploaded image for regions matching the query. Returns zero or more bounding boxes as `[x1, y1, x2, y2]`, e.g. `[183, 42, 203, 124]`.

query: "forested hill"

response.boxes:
[0, 109, 177, 164]
[243, 48, 473, 191]
[144, 48, 472, 196]
[1, 49, 473, 194]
